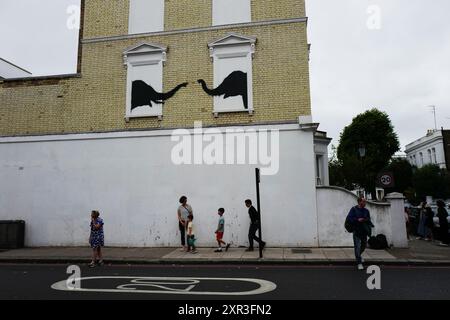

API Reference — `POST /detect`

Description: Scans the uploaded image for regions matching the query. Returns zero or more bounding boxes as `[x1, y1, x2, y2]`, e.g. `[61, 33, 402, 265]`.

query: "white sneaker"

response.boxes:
[357, 264, 364, 270]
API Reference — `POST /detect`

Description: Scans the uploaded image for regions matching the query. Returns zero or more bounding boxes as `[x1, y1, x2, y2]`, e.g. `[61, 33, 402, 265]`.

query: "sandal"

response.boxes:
[88, 261, 96, 268]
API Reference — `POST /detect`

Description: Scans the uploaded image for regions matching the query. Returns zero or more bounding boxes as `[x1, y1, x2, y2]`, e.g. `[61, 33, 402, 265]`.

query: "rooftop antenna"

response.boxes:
[428, 105, 437, 130]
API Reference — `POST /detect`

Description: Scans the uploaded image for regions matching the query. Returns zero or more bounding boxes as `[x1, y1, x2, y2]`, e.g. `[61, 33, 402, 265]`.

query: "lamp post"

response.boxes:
[358, 143, 366, 198]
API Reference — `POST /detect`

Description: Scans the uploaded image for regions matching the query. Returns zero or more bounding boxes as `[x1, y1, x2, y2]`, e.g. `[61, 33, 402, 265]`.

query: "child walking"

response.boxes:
[89, 210, 104, 267]
[187, 214, 197, 254]
[214, 208, 230, 252]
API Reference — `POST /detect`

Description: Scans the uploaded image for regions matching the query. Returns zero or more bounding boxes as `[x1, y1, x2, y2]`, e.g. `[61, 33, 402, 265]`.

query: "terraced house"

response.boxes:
[0, 0, 333, 247]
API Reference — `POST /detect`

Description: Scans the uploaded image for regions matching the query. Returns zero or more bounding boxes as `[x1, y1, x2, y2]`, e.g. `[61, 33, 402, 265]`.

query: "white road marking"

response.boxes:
[51, 276, 277, 295]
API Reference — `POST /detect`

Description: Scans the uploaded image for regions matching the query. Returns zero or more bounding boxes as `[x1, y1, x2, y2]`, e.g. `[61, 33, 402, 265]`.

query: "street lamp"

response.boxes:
[358, 143, 366, 198]
[358, 144, 366, 158]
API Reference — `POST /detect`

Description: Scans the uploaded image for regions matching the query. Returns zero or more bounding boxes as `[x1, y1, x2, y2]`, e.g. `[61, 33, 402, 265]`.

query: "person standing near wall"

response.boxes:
[405, 207, 412, 241]
[244, 199, 266, 252]
[437, 200, 449, 246]
[89, 210, 104, 268]
[346, 197, 374, 270]
[417, 202, 428, 240]
[424, 206, 435, 241]
[177, 196, 193, 252]
[186, 214, 197, 254]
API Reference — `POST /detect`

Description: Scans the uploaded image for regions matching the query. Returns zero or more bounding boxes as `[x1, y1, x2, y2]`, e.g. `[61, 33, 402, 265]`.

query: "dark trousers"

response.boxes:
[179, 222, 186, 246]
[248, 222, 263, 249]
[353, 233, 367, 264]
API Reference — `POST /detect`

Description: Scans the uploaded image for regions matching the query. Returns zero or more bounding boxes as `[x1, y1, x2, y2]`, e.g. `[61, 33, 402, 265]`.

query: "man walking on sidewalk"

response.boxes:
[346, 197, 373, 270]
[245, 199, 266, 251]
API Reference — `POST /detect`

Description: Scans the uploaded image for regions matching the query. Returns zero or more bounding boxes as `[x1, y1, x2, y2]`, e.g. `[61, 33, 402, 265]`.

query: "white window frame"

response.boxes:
[208, 33, 256, 117]
[123, 42, 167, 121]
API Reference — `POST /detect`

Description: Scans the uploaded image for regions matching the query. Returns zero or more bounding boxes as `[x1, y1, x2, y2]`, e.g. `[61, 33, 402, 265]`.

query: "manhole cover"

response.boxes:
[291, 249, 312, 254]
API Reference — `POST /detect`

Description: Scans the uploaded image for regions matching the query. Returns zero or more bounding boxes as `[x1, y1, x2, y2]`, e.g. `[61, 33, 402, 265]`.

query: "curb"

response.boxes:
[2, 257, 450, 266]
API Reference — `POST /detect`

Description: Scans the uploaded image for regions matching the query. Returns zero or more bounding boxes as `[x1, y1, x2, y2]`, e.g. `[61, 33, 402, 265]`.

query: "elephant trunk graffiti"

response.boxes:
[131, 80, 188, 111]
[197, 71, 248, 109]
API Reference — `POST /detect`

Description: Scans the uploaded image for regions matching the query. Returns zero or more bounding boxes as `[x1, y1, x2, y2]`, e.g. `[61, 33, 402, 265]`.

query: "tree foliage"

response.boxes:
[412, 164, 450, 200]
[335, 109, 400, 196]
[385, 158, 413, 194]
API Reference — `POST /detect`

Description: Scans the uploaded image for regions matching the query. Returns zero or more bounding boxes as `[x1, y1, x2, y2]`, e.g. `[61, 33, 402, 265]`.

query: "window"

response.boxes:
[432, 148, 437, 164]
[428, 149, 432, 164]
[129, 0, 164, 34]
[205, 33, 256, 116]
[212, 0, 251, 26]
[419, 152, 424, 166]
[123, 43, 167, 119]
[316, 155, 323, 186]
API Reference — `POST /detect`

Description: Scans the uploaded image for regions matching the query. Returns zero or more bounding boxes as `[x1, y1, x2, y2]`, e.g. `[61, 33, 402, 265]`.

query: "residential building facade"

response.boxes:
[405, 129, 449, 170]
[0, 0, 333, 247]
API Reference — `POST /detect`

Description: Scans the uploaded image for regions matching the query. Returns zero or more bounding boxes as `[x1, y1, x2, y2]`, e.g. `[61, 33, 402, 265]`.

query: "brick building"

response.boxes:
[0, 0, 331, 247]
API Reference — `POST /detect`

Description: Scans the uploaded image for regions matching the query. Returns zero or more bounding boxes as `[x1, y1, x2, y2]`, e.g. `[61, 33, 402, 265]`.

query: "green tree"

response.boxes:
[329, 145, 346, 187]
[385, 158, 413, 194]
[337, 109, 400, 196]
[412, 164, 450, 200]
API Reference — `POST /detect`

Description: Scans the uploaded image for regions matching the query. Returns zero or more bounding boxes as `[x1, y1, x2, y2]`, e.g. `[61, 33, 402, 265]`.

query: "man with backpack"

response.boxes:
[345, 197, 374, 270]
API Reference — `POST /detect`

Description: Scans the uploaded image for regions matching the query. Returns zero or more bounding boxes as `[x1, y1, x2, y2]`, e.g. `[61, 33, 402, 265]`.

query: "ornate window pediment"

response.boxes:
[208, 33, 256, 58]
[123, 43, 167, 67]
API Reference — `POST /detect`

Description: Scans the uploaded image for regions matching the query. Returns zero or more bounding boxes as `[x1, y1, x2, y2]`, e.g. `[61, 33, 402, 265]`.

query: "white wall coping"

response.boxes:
[385, 192, 405, 200]
[0, 123, 304, 144]
[316, 186, 390, 207]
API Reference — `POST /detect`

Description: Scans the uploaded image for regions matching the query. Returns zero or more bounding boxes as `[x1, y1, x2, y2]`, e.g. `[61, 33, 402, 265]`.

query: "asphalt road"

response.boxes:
[1, 263, 450, 300]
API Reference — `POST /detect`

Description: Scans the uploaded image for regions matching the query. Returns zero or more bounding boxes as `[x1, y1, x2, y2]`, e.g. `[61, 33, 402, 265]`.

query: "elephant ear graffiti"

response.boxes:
[131, 80, 188, 111]
[197, 71, 248, 109]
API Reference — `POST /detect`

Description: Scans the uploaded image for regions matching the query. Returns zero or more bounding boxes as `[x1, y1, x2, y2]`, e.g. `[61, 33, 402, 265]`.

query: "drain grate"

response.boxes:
[291, 249, 312, 254]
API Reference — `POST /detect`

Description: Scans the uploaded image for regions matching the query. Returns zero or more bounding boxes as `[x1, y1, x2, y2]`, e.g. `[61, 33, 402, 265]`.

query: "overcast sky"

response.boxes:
[0, 0, 449, 151]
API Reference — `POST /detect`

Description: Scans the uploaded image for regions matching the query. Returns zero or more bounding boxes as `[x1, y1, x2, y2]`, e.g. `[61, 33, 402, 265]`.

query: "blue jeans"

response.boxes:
[353, 233, 367, 264]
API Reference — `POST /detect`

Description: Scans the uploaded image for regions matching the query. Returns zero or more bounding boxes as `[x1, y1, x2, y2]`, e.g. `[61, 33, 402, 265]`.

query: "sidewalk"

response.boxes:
[0, 240, 449, 265]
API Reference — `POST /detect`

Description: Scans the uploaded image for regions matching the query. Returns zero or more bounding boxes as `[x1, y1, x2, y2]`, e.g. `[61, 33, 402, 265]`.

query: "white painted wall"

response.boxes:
[212, 0, 251, 26]
[316, 186, 392, 247]
[129, 0, 164, 34]
[0, 124, 318, 247]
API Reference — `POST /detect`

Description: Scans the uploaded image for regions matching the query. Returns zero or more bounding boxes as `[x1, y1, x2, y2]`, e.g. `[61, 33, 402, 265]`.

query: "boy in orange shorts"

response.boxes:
[214, 208, 230, 252]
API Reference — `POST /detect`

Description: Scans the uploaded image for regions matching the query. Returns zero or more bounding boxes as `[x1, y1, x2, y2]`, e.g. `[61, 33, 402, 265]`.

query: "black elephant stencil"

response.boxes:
[131, 80, 188, 111]
[197, 71, 248, 109]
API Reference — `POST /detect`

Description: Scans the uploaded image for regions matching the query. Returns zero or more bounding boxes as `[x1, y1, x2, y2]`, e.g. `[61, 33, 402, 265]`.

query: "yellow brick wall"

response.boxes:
[83, 0, 130, 39]
[165, 0, 212, 31]
[0, 1, 311, 136]
[83, 0, 306, 39]
[0, 22, 311, 136]
[252, 0, 305, 21]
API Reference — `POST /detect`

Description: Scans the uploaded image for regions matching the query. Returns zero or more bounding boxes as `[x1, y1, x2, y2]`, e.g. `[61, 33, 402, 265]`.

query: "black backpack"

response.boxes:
[368, 234, 389, 250]
[344, 216, 354, 233]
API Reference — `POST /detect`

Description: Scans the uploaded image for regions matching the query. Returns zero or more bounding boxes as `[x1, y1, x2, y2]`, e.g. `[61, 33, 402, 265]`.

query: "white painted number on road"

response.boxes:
[51, 276, 277, 296]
